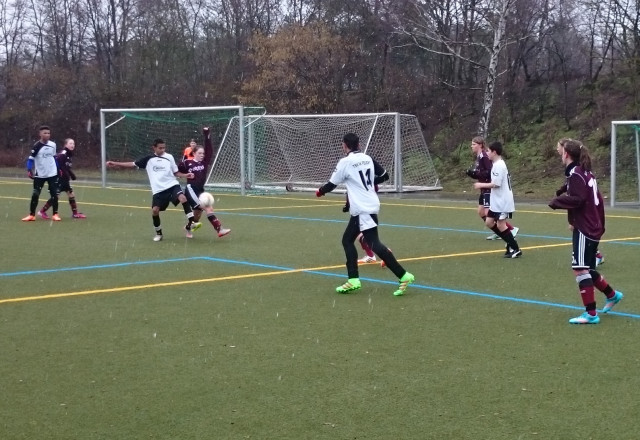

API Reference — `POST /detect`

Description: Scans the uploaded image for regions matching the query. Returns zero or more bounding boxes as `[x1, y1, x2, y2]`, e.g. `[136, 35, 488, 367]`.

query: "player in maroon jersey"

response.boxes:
[38, 138, 86, 219]
[555, 138, 604, 266]
[549, 139, 623, 324]
[465, 136, 519, 240]
[178, 127, 230, 238]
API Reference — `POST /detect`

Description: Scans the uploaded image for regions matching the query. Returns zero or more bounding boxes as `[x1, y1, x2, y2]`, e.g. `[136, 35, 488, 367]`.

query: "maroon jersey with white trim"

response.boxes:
[549, 165, 605, 240]
[178, 128, 213, 191]
[468, 150, 492, 194]
[56, 148, 76, 181]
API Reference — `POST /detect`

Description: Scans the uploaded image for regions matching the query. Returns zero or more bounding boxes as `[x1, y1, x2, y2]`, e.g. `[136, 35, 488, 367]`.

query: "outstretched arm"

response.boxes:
[174, 171, 194, 179]
[106, 160, 136, 169]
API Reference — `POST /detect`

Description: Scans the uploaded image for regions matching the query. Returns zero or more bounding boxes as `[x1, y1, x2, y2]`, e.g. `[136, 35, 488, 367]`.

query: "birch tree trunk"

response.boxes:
[477, 0, 514, 137]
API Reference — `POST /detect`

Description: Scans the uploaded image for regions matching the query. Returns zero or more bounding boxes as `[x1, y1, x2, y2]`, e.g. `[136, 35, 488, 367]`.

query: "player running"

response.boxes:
[473, 141, 522, 258]
[555, 138, 604, 266]
[38, 138, 86, 219]
[316, 132, 414, 296]
[466, 136, 519, 240]
[178, 127, 230, 239]
[549, 139, 623, 324]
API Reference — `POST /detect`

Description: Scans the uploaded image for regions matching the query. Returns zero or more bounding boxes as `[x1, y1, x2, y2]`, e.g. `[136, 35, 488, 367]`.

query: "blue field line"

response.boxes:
[0, 257, 208, 277]
[196, 257, 640, 319]
[301, 269, 640, 320]
[0, 255, 293, 278]
[222, 212, 640, 245]
[3, 254, 638, 319]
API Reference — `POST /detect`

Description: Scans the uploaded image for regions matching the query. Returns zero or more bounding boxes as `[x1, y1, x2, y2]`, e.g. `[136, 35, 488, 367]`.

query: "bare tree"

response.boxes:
[85, 0, 135, 85]
[397, 0, 517, 137]
[0, 0, 27, 70]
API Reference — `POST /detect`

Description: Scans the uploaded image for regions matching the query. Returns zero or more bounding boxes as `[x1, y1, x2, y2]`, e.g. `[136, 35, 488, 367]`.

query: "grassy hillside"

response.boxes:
[431, 76, 640, 204]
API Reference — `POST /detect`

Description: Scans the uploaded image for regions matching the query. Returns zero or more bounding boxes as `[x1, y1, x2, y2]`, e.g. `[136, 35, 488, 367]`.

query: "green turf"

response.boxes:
[1, 178, 639, 439]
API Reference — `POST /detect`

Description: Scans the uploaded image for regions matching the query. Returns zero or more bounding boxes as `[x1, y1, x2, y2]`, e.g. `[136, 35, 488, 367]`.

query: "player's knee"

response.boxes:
[369, 239, 385, 254]
[576, 272, 593, 287]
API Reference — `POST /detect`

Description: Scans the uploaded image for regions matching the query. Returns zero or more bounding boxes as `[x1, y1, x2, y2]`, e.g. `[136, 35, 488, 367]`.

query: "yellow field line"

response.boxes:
[4, 193, 640, 218]
[1, 195, 341, 211]
[3, 236, 639, 306]
[2, 179, 640, 218]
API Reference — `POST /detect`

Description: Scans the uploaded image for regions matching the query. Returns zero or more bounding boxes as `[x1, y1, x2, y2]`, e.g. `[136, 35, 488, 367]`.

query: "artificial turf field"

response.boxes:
[1, 178, 639, 440]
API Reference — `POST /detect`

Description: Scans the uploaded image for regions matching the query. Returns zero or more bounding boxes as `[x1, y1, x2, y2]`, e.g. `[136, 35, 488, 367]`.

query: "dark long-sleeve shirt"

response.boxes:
[56, 148, 76, 181]
[467, 151, 492, 194]
[549, 164, 605, 240]
[178, 128, 213, 191]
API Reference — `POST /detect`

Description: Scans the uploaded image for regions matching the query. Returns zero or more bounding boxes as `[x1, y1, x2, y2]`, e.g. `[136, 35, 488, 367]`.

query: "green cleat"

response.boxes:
[393, 272, 415, 296]
[191, 222, 202, 232]
[336, 278, 361, 294]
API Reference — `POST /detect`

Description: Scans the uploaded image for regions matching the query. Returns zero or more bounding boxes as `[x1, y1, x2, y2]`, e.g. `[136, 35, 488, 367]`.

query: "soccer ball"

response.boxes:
[198, 192, 215, 208]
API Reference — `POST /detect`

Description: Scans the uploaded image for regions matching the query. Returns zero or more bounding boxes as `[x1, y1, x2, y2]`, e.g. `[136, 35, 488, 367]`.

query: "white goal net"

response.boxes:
[206, 113, 441, 193]
[611, 121, 640, 207]
[100, 106, 265, 187]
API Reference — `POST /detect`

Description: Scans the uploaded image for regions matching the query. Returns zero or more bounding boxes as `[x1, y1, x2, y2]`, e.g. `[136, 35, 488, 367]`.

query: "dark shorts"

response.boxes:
[184, 184, 204, 210]
[152, 185, 184, 211]
[487, 210, 512, 221]
[478, 192, 490, 208]
[58, 178, 72, 193]
[33, 176, 58, 195]
[571, 228, 599, 270]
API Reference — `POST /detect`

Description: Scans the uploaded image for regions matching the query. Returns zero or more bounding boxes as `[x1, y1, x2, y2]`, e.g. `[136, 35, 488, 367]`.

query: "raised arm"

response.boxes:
[203, 127, 213, 166]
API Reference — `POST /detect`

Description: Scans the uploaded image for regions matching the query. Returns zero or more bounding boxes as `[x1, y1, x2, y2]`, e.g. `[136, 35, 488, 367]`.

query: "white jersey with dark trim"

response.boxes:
[134, 153, 180, 194]
[329, 151, 380, 216]
[489, 158, 515, 213]
[29, 140, 58, 178]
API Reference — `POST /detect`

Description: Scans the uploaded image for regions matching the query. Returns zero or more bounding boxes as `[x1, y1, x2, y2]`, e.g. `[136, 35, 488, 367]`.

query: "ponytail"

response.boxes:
[562, 139, 592, 171]
[579, 145, 592, 171]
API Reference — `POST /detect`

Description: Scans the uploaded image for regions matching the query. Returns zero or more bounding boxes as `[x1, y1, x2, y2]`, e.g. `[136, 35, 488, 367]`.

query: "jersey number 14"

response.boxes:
[358, 169, 373, 190]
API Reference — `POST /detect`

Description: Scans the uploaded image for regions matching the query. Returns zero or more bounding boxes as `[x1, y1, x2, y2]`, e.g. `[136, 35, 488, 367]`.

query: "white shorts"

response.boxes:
[359, 214, 378, 231]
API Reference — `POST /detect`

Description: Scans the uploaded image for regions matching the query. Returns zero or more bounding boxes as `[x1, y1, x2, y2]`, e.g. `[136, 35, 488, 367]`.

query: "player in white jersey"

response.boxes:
[22, 125, 61, 222]
[106, 138, 196, 241]
[473, 141, 522, 258]
[316, 132, 415, 296]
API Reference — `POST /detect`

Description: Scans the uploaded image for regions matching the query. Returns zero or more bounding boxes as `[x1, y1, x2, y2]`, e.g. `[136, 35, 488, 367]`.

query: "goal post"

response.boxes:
[611, 121, 640, 207]
[207, 112, 442, 193]
[100, 106, 265, 188]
